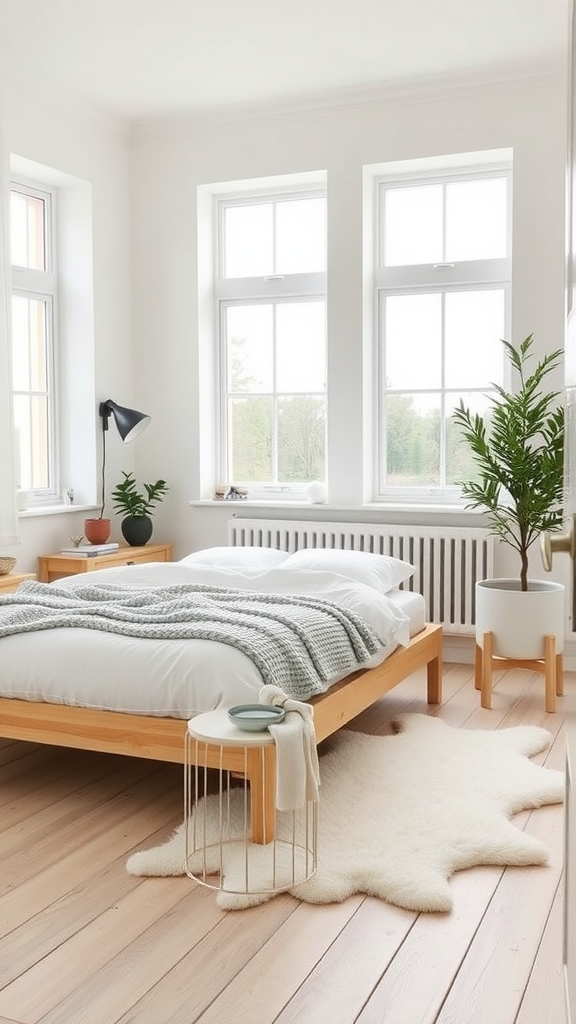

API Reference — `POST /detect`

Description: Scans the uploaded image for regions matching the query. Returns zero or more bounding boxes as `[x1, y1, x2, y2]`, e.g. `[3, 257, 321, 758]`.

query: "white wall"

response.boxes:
[1, 70, 569, 599]
[131, 72, 568, 578]
[1, 90, 135, 571]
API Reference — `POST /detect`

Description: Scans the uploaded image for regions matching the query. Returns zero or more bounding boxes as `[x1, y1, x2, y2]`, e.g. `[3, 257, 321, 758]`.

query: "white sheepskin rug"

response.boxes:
[126, 713, 563, 913]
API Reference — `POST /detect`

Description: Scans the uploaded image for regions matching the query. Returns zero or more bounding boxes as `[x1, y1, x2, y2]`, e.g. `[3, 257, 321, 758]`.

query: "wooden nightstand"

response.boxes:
[38, 543, 172, 583]
[0, 572, 37, 594]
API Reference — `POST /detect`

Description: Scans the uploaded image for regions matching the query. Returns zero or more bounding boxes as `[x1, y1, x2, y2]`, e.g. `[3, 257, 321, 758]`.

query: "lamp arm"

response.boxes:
[99, 420, 107, 518]
[99, 402, 112, 519]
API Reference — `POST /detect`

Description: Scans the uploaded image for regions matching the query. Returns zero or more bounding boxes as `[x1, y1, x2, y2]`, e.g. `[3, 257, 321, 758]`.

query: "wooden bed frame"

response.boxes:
[0, 622, 442, 841]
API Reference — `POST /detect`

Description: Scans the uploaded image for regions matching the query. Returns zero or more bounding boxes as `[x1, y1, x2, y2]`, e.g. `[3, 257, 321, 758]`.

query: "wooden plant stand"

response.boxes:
[474, 630, 563, 713]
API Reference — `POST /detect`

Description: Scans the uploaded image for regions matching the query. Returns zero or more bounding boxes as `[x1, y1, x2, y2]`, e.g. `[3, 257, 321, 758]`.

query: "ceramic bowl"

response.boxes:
[227, 704, 286, 732]
[0, 556, 16, 575]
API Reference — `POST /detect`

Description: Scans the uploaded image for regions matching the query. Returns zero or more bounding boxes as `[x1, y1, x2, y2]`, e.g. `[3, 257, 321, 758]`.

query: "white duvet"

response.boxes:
[0, 562, 411, 719]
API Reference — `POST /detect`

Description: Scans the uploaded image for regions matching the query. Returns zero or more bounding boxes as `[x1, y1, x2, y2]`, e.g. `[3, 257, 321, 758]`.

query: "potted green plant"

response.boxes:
[452, 334, 566, 667]
[111, 471, 169, 546]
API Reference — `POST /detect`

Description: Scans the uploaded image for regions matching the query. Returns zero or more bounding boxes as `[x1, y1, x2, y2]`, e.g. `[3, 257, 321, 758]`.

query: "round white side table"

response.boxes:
[184, 709, 317, 896]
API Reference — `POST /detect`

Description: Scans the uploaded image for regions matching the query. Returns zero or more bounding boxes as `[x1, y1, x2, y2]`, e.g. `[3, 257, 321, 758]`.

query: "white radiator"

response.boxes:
[227, 517, 494, 635]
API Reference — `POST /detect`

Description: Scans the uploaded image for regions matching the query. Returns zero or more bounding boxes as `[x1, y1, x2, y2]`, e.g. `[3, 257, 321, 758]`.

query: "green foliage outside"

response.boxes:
[230, 396, 325, 483]
[278, 397, 325, 482]
[385, 394, 484, 487]
[228, 332, 326, 485]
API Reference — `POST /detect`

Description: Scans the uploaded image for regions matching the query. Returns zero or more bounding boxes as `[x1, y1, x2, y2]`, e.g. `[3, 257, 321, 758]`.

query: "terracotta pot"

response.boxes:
[84, 518, 111, 544]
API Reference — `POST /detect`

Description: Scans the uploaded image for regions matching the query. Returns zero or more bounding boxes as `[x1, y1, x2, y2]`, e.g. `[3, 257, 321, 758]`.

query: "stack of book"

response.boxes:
[60, 542, 120, 556]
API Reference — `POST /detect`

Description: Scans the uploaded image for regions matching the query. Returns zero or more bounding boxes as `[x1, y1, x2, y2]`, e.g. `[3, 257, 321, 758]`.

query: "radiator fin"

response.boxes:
[227, 517, 494, 635]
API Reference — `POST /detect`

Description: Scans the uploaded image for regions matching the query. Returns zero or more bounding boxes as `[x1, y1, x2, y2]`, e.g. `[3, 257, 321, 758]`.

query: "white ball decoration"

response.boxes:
[306, 482, 328, 504]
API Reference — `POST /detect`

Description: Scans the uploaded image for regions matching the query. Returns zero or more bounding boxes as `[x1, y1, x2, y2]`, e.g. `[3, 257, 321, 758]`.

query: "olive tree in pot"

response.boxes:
[111, 471, 169, 546]
[452, 334, 566, 674]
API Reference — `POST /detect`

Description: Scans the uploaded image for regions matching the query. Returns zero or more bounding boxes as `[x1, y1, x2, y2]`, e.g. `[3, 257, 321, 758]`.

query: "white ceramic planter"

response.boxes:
[475, 578, 565, 660]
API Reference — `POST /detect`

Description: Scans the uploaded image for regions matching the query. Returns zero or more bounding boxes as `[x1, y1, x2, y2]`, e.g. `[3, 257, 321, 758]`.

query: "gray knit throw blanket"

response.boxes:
[0, 581, 384, 700]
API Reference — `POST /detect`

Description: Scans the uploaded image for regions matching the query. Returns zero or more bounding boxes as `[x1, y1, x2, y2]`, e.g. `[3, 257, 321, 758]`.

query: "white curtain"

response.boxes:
[0, 99, 19, 545]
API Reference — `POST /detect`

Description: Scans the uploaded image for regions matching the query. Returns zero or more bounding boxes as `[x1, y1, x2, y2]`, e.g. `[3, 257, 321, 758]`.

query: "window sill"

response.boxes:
[19, 504, 97, 518]
[189, 498, 485, 518]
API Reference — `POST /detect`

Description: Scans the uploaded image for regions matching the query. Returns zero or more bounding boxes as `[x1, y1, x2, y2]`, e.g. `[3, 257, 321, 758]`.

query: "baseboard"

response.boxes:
[442, 635, 475, 665]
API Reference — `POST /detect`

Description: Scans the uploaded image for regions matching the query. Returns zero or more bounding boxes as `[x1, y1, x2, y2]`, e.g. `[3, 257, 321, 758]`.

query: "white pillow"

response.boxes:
[277, 547, 414, 593]
[179, 546, 289, 569]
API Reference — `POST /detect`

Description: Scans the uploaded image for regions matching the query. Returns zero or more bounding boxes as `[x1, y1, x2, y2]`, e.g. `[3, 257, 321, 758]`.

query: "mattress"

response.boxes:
[0, 561, 425, 720]
[386, 587, 426, 636]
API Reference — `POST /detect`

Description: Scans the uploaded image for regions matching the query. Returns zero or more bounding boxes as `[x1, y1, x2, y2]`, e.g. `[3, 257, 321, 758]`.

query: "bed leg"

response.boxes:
[426, 630, 443, 704]
[474, 643, 483, 690]
[246, 744, 277, 844]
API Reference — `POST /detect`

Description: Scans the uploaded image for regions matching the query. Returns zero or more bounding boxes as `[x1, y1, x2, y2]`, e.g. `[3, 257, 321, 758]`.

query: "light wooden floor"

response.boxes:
[0, 662, 573, 1024]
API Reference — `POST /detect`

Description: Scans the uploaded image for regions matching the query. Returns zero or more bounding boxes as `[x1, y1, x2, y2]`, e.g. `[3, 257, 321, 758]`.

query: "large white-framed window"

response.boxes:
[10, 180, 59, 504]
[215, 187, 327, 498]
[374, 162, 512, 504]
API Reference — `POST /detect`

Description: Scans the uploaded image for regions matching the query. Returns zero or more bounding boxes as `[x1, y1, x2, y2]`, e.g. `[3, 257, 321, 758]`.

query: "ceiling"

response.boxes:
[0, 0, 570, 123]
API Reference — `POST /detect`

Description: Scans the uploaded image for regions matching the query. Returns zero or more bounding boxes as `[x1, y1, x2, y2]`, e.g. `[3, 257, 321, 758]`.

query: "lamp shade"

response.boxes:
[99, 400, 151, 443]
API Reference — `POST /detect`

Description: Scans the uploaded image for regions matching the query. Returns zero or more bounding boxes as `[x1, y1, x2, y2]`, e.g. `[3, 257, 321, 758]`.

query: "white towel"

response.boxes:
[259, 684, 321, 811]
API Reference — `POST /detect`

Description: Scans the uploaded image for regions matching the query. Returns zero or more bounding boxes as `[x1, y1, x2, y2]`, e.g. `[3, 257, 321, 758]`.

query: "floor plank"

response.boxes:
[515, 878, 565, 1024]
[434, 733, 565, 1024]
[0, 665, 572, 1024]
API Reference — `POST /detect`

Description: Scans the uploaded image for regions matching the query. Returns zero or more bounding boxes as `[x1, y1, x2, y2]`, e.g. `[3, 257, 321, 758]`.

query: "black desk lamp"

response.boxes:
[98, 399, 151, 518]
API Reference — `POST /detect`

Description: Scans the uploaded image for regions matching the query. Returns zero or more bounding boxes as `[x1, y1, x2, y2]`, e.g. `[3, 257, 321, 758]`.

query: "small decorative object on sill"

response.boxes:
[306, 481, 327, 504]
[213, 485, 228, 500]
[225, 486, 248, 501]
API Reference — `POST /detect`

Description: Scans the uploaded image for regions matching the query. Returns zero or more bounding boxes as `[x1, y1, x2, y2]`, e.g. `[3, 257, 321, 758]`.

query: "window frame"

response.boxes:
[10, 178, 60, 506]
[373, 162, 512, 505]
[215, 186, 327, 498]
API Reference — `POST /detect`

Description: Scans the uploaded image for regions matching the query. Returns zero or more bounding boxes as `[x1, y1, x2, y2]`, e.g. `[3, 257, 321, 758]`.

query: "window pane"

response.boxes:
[385, 293, 442, 389]
[224, 204, 273, 277]
[226, 305, 273, 393]
[276, 198, 326, 273]
[446, 392, 496, 485]
[384, 185, 443, 266]
[13, 393, 49, 490]
[229, 397, 272, 481]
[444, 290, 505, 389]
[10, 190, 46, 270]
[385, 392, 440, 486]
[276, 302, 326, 392]
[11, 296, 48, 391]
[278, 396, 326, 482]
[446, 178, 507, 261]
